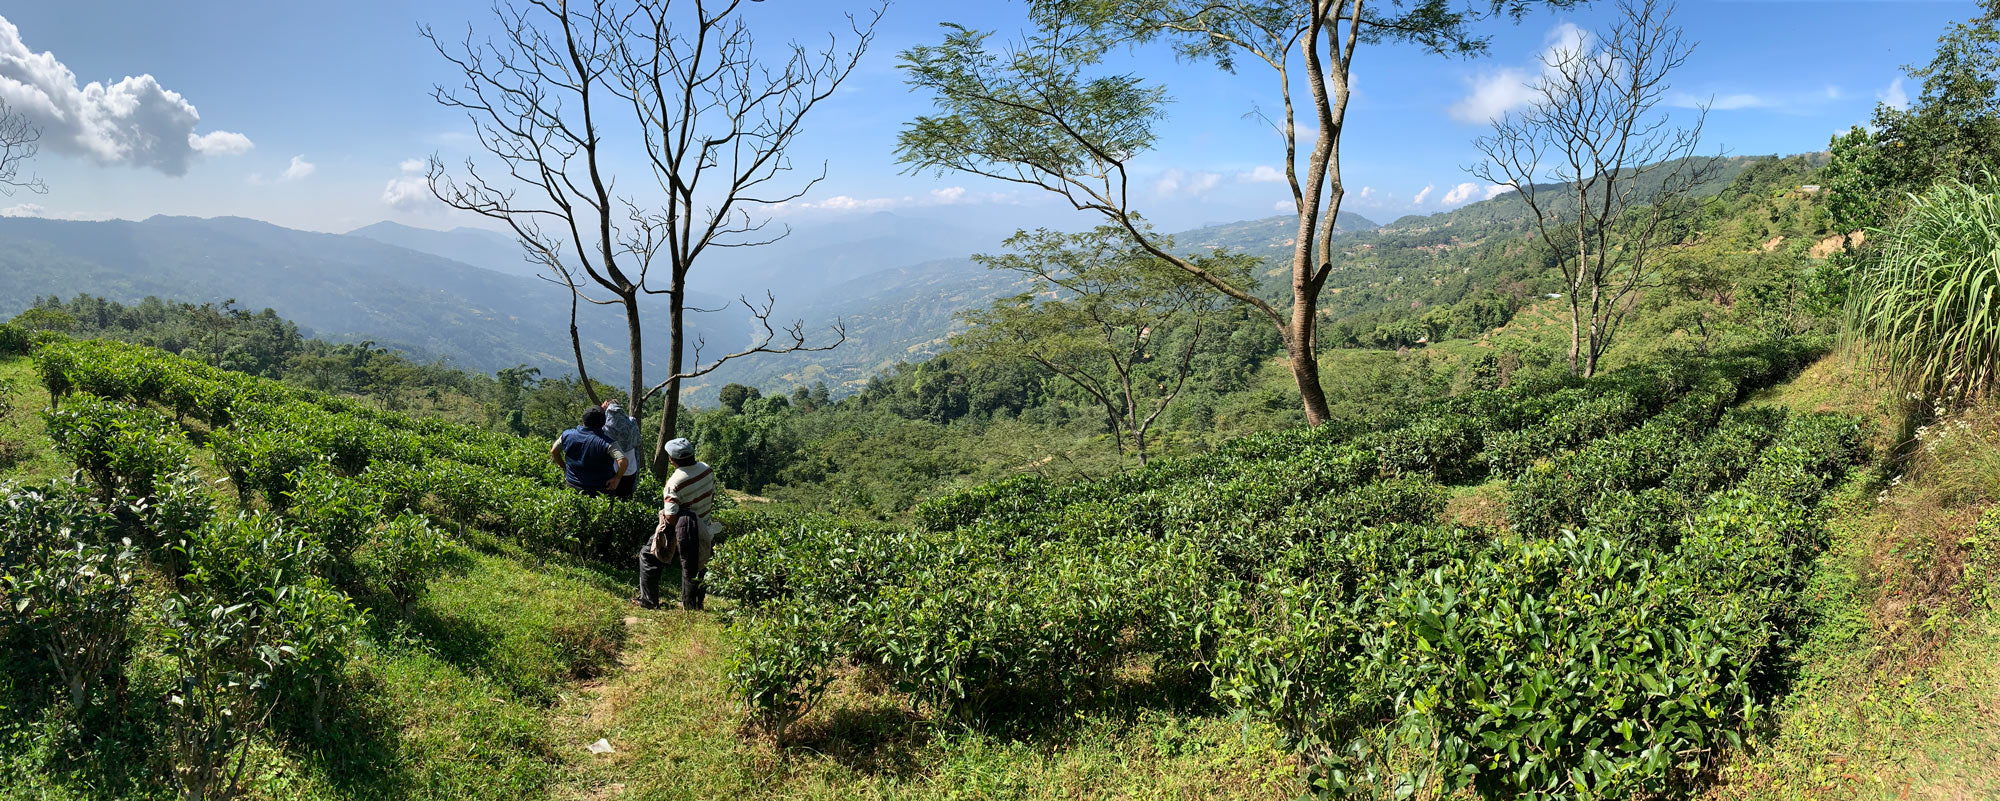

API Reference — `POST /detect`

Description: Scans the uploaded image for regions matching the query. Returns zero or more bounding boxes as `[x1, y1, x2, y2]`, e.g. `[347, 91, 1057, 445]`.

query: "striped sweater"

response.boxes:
[662, 462, 717, 521]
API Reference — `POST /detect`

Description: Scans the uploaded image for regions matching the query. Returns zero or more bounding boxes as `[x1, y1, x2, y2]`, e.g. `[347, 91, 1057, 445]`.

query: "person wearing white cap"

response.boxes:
[634, 437, 717, 610]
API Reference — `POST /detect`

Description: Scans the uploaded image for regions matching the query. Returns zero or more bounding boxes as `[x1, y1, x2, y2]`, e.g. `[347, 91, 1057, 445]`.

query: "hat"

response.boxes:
[665, 437, 695, 461]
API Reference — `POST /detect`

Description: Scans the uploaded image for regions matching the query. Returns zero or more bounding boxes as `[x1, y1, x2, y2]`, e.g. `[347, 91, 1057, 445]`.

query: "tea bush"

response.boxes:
[0, 481, 139, 715]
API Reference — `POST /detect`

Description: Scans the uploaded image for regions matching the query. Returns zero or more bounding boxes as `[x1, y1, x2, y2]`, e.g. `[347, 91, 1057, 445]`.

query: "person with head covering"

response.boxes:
[634, 436, 717, 610]
[548, 406, 626, 497]
[598, 400, 643, 500]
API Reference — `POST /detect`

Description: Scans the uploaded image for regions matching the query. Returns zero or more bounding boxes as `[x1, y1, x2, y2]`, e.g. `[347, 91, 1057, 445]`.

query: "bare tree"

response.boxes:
[898, 0, 1580, 427]
[613, 0, 879, 469]
[426, 0, 874, 475]
[1471, 0, 1719, 377]
[1, 98, 47, 196]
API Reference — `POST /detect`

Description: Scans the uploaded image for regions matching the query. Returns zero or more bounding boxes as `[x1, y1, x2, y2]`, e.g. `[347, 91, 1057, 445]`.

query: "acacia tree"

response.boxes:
[955, 226, 1248, 464]
[1471, 0, 1718, 377]
[897, 0, 1579, 427]
[1, 97, 47, 196]
[426, 0, 873, 474]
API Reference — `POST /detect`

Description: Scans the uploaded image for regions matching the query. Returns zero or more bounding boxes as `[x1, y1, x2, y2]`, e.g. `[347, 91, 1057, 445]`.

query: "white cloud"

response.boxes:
[1441, 182, 1478, 205]
[1880, 77, 1909, 111]
[1450, 22, 1588, 123]
[1238, 165, 1286, 183]
[0, 16, 251, 175]
[799, 194, 893, 212]
[1356, 186, 1375, 202]
[189, 131, 253, 156]
[381, 159, 434, 210]
[1485, 184, 1515, 200]
[0, 201, 44, 217]
[1413, 184, 1435, 205]
[1707, 93, 1771, 111]
[765, 187, 1014, 215]
[1154, 168, 1223, 197]
[1272, 199, 1292, 212]
[281, 155, 315, 181]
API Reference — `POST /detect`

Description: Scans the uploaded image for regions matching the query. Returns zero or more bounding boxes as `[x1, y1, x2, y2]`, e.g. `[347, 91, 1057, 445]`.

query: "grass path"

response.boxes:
[547, 601, 1304, 800]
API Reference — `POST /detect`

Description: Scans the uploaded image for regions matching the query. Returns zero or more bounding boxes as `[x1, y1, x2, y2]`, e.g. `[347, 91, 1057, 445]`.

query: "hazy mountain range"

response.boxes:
[0, 155, 1767, 402]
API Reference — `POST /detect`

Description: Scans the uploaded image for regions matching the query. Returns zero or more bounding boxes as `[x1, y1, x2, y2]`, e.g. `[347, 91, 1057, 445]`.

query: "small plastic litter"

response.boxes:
[587, 738, 615, 755]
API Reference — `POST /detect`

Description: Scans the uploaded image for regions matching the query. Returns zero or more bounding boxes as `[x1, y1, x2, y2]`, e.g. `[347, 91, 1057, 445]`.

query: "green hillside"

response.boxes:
[10, 321, 1994, 799]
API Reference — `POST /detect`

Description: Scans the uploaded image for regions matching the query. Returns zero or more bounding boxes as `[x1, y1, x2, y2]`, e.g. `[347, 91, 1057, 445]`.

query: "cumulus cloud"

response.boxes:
[381, 159, 435, 211]
[1450, 22, 1588, 123]
[1413, 184, 1435, 205]
[0, 16, 251, 175]
[190, 131, 253, 156]
[1439, 182, 1513, 207]
[1238, 165, 1286, 183]
[1880, 77, 1909, 111]
[1272, 199, 1292, 212]
[930, 186, 966, 203]
[1154, 168, 1223, 197]
[1356, 186, 1375, 202]
[281, 155, 315, 181]
[0, 201, 44, 217]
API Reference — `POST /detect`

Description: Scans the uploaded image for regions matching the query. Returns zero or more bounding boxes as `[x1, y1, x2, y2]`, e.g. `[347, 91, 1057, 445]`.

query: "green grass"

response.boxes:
[550, 603, 1305, 800]
[0, 355, 74, 483]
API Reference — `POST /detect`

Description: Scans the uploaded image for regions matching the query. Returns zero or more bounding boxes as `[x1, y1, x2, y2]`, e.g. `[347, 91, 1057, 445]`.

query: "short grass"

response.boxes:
[0, 355, 74, 483]
[551, 604, 1305, 801]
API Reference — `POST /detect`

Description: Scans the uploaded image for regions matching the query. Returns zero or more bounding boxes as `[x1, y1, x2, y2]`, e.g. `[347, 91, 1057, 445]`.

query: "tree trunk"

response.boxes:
[623, 292, 644, 415]
[1286, 308, 1331, 425]
[651, 275, 688, 479]
[1567, 294, 1584, 377]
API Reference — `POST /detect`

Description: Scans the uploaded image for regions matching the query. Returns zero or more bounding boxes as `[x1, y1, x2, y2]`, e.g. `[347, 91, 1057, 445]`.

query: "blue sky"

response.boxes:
[0, 1, 1976, 236]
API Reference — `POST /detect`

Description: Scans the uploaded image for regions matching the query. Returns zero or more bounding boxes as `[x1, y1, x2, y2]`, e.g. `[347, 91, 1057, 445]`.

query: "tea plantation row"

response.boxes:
[3, 335, 690, 799]
[712, 336, 1866, 798]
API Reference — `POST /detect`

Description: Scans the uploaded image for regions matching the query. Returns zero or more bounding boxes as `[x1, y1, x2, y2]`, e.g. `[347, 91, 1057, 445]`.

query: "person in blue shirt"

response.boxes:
[548, 407, 627, 496]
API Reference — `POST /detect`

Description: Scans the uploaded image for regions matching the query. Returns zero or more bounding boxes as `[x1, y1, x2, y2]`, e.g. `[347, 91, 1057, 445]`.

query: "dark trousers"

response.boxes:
[611, 475, 636, 501]
[637, 513, 705, 610]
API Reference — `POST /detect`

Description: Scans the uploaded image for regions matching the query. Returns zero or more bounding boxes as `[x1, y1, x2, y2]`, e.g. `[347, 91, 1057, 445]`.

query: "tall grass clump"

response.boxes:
[1848, 177, 2000, 403]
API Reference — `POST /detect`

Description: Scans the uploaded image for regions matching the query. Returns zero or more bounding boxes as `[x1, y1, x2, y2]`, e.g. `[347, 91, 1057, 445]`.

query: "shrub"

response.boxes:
[42, 393, 191, 503]
[355, 511, 452, 613]
[1369, 413, 1485, 482]
[0, 482, 139, 715]
[163, 513, 356, 801]
[284, 466, 386, 564]
[727, 602, 839, 738]
[0, 322, 27, 356]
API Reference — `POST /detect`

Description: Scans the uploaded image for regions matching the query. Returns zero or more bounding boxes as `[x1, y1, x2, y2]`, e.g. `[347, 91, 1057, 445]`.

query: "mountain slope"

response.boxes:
[346, 221, 540, 279]
[0, 215, 728, 380]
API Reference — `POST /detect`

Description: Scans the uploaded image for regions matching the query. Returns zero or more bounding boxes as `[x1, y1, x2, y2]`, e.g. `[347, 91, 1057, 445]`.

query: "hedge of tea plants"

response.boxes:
[714, 336, 1865, 798]
[7, 335, 670, 799]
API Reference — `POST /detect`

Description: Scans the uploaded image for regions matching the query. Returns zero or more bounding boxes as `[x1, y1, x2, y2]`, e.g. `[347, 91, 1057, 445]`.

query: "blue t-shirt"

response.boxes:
[557, 427, 617, 489]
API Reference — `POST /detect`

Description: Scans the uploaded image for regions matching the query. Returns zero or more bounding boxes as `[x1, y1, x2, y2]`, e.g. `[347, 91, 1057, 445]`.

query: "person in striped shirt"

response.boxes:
[634, 437, 717, 610]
